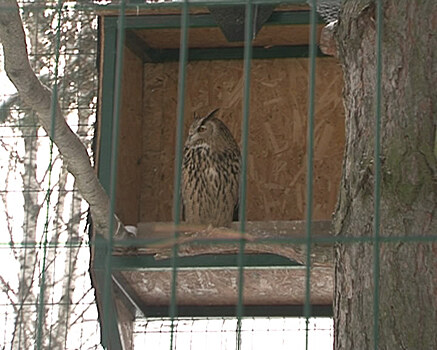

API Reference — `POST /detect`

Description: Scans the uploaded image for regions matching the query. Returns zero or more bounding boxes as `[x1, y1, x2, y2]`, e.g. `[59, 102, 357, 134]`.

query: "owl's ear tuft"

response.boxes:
[203, 108, 219, 122]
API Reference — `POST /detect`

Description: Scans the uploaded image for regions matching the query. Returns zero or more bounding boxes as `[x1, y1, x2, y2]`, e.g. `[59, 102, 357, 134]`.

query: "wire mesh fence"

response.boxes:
[133, 317, 333, 349]
[1, 0, 436, 349]
[0, 1, 102, 348]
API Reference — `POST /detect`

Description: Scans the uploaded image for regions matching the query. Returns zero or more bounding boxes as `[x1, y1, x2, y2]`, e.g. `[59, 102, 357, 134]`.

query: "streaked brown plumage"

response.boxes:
[181, 109, 240, 227]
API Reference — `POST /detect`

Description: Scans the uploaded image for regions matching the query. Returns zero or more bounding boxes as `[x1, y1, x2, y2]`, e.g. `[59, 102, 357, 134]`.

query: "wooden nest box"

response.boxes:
[94, 3, 344, 348]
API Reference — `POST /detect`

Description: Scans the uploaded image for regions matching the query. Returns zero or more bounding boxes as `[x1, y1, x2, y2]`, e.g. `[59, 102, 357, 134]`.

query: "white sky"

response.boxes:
[0, 67, 17, 98]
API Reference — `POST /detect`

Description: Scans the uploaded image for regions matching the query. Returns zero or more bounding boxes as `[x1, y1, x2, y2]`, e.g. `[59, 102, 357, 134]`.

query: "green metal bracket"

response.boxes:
[112, 10, 323, 30]
[112, 253, 300, 270]
[124, 37, 326, 63]
[139, 304, 333, 318]
[98, 18, 117, 194]
[93, 235, 123, 349]
[125, 29, 161, 62]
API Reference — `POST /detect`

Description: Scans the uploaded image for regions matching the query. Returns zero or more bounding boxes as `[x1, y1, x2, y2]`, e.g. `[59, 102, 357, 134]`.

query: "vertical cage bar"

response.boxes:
[98, 17, 117, 192]
[373, 0, 383, 348]
[35, 1, 63, 348]
[170, 1, 190, 348]
[236, 1, 254, 349]
[304, 0, 317, 348]
[102, 0, 126, 346]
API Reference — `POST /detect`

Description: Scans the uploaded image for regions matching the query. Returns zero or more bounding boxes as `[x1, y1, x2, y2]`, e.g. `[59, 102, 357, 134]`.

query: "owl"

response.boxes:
[181, 109, 241, 227]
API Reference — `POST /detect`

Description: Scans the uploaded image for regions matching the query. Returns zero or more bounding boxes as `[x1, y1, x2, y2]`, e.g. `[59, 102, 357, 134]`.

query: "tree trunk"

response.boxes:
[333, 0, 436, 349]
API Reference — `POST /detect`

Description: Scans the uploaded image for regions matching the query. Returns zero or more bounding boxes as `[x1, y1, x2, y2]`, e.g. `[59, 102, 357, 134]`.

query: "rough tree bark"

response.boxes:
[0, 0, 128, 240]
[333, 0, 436, 349]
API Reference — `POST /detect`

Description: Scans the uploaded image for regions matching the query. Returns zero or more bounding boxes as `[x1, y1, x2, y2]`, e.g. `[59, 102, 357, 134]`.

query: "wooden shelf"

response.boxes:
[105, 220, 334, 316]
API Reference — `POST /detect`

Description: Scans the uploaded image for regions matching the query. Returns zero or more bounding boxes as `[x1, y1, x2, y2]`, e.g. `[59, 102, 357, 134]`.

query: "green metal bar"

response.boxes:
[373, 0, 383, 349]
[97, 17, 117, 192]
[138, 45, 326, 63]
[108, 233, 437, 254]
[169, 1, 190, 347]
[236, 2, 254, 348]
[35, 1, 63, 348]
[172, 0, 309, 4]
[100, 0, 127, 347]
[106, 0, 311, 11]
[112, 253, 299, 270]
[140, 305, 333, 318]
[3, 228, 436, 249]
[304, 1, 317, 348]
[15, 0, 312, 12]
[93, 238, 123, 349]
[112, 274, 144, 316]
[268, 10, 324, 25]
[124, 13, 215, 29]
[3, 231, 437, 249]
[122, 10, 322, 30]
[125, 29, 163, 62]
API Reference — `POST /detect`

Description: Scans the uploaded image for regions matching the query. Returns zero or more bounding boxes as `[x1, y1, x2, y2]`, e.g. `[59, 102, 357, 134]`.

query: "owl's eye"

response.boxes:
[198, 125, 207, 132]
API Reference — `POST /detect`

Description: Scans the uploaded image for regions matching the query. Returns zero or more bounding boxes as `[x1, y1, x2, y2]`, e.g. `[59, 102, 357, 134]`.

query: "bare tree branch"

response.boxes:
[0, 0, 128, 240]
[0, 275, 18, 308]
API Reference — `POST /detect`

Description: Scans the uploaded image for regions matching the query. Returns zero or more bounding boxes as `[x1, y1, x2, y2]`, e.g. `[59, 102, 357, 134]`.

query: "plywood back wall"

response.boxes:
[116, 47, 144, 225]
[140, 58, 344, 223]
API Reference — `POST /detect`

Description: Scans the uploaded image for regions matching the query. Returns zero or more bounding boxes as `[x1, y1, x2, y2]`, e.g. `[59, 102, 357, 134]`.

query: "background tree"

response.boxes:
[0, 1, 102, 348]
[333, 0, 436, 348]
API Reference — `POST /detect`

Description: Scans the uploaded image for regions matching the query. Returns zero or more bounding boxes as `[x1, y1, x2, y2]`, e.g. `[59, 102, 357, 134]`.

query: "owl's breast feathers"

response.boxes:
[182, 145, 240, 227]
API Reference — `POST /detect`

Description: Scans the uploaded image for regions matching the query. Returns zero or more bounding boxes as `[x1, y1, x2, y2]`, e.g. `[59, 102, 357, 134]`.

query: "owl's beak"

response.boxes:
[186, 133, 198, 146]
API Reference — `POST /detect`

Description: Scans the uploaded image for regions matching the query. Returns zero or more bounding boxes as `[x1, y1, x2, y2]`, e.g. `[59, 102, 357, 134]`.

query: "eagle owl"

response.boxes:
[181, 109, 241, 227]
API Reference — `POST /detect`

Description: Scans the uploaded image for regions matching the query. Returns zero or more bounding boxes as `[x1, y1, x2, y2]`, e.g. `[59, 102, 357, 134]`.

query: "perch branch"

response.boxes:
[114, 221, 334, 268]
[0, 0, 128, 239]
